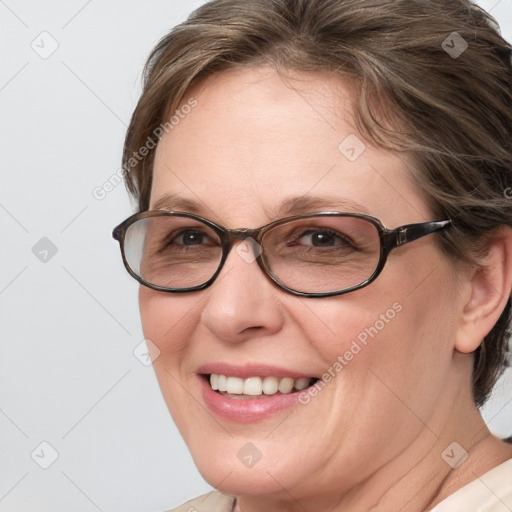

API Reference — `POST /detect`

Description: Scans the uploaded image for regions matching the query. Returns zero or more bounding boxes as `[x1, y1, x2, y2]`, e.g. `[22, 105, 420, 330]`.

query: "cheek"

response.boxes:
[138, 286, 203, 429]
[292, 279, 406, 359]
[138, 286, 201, 357]
[298, 255, 459, 398]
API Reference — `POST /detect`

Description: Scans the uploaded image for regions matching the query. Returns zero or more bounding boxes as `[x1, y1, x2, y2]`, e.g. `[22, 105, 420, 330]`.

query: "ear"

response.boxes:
[455, 227, 512, 354]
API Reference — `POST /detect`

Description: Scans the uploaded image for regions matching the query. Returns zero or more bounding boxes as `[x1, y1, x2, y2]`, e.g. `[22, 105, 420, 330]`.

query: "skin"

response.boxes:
[139, 66, 512, 511]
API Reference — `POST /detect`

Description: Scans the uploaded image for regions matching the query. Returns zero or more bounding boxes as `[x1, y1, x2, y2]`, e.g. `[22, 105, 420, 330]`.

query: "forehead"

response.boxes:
[151, 66, 430, 227]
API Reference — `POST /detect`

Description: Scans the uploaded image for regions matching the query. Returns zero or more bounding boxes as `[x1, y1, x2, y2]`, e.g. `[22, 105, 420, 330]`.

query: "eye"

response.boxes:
[170, 228, 213, 247]
[291, 228, 356, 249]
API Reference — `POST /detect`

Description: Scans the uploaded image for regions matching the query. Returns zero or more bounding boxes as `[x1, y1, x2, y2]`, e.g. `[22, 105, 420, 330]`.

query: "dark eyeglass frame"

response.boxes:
[112, 210, 451, 298]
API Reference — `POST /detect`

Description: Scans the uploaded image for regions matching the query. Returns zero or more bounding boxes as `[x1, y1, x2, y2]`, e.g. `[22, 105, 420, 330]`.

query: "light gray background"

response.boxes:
[1, 1, 511, 511]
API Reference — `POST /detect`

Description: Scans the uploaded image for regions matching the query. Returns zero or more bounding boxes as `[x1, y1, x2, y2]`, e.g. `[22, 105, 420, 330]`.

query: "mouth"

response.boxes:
[203, 373, 320, 399]
[197, 364, 322, 422]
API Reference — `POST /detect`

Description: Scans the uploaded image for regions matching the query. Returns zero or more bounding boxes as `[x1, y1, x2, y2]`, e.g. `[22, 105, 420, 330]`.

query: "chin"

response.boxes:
[196, 458, 291, 497]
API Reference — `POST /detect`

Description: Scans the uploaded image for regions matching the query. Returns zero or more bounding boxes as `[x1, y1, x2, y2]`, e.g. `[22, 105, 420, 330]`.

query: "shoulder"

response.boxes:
[165, 491, 236, 512]
[430, 458, 512, 511]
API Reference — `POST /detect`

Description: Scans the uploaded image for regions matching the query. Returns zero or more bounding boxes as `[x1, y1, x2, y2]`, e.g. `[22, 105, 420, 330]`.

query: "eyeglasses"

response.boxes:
[112, 210, 451, 298]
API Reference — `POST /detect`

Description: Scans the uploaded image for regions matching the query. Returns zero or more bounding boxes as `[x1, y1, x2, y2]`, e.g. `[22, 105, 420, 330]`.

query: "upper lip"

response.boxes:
[197, 363, 318, 379]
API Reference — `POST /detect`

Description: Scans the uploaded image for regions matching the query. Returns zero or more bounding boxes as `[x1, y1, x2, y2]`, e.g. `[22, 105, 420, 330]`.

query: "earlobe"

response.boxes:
[455, 228, 512, 354]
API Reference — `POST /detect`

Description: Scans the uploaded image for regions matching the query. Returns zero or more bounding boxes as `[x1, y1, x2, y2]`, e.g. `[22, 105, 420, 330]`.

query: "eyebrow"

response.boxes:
[150, 192, 369, 218]
[271, 195, 369, 217]
[151, 193, 206, 213]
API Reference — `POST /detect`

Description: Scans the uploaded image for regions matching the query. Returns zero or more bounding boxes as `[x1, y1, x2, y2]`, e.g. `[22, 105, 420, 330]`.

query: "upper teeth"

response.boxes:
[209, 374, 313, 396]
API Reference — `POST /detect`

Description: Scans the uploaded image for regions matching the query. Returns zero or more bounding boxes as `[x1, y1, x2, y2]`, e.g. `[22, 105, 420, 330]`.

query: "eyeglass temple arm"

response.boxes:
[387, 220, 451, 249]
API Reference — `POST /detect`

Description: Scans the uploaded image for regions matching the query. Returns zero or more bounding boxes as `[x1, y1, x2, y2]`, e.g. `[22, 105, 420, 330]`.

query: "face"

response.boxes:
[139, 67, 463, 500]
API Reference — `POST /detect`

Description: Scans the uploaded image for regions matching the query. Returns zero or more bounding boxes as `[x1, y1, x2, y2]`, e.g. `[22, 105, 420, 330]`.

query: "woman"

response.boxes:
[112, 0, 512, 510]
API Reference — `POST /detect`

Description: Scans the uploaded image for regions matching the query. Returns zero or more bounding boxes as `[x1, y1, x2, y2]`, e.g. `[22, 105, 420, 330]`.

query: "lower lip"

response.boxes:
[199, 376, 306, 423]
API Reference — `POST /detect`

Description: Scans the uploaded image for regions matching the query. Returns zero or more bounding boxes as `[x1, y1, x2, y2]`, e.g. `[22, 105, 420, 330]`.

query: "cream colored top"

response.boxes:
[168, 458, 512, 512]
[429, 458, 512, 512]
[167, 491, 235, 512]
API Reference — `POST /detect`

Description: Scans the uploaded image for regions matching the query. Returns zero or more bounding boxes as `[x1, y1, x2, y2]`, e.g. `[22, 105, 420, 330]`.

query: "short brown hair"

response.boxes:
[123, 0, 512, 406]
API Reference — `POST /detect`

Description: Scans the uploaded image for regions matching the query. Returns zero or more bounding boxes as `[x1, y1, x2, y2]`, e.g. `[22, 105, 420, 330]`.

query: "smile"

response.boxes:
[209, 374, 317, 397]
[198, 364, 322, 422]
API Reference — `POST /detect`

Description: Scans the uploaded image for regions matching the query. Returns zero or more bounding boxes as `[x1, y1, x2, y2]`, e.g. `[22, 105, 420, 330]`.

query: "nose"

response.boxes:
[200, 239, 285, 343]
